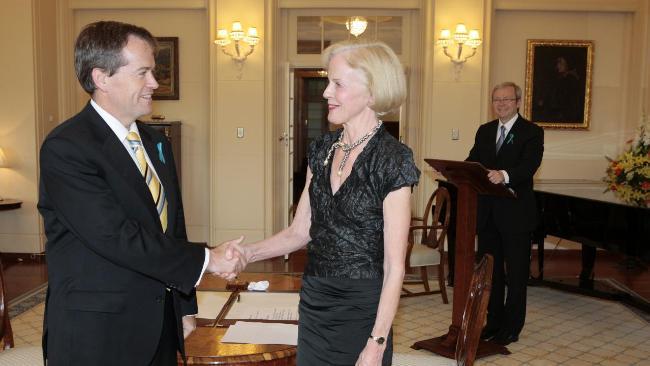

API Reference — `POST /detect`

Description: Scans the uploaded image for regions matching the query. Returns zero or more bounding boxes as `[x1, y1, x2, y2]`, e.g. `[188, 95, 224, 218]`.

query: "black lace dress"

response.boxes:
[297, 126, 420, 366]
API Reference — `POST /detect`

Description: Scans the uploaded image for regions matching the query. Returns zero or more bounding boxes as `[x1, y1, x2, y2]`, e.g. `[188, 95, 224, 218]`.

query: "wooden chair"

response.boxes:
[402, 186, 450, 303]
[455, 254, 493, 366]
[394, 254, 494, 366]
[0, 261, 43, 365]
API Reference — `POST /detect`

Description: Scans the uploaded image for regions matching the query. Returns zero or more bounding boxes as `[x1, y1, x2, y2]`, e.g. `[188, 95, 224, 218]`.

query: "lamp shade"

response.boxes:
[231, 21, 243, 32]
[0, 148, 7, 168]
[455, 23, 468, 34]
[230, 21, 244, 41]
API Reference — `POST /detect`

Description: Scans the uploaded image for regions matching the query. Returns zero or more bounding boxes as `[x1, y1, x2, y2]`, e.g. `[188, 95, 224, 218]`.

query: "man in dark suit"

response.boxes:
[467, 82, 544, 346]
[38, 21, 245, 366]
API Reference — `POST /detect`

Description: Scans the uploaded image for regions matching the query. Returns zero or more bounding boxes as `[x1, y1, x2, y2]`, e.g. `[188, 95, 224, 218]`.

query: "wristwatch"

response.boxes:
[369, 335, 385, 345]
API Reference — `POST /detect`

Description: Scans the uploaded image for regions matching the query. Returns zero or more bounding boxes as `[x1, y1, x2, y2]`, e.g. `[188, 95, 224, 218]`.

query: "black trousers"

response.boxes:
[477, 225, 531, 337]
[149, 290, 179, 366]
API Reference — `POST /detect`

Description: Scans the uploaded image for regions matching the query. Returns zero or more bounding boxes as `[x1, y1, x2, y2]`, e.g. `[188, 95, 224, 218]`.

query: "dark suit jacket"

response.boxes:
[38, 103, 205, 365]
[467, 115, 544, 233]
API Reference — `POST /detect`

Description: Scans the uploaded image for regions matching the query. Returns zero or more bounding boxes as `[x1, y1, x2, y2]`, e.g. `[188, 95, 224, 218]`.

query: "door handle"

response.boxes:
[279, 132, 289, 146]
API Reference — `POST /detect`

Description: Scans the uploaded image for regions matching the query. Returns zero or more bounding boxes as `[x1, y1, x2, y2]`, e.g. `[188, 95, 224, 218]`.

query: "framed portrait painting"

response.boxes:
[524, 40, 593, 129]
[153, 37, 179, 100]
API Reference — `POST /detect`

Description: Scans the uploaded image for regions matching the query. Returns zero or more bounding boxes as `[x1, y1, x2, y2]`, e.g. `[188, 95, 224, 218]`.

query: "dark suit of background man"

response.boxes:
[38, 21, 245, 366]
[467, 81, 544, 346]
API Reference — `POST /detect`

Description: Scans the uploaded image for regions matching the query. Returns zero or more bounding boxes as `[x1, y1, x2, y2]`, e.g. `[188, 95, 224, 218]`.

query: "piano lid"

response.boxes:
[534, 179, 650, 210]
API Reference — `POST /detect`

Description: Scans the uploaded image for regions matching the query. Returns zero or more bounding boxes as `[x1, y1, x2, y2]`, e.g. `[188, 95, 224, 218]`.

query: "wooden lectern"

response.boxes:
[412, 159, 513, 359]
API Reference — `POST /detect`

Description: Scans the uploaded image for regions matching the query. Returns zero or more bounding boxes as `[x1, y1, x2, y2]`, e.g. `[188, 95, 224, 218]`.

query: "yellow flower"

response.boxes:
[603, 116, 650, 207]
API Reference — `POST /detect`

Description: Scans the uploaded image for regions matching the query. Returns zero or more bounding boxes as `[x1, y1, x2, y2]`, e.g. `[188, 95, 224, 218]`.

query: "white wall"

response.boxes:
[490, 10, 633, 180]
[417, 0, 487, 202]
[211, 0, 268, 243]
[0, 0, 42, 253]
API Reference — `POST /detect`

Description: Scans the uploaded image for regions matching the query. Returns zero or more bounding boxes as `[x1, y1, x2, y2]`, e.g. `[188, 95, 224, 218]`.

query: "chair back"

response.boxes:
[419, 186, 451, 249]
[403, 186, 452, 302]
[455, 254, 493, 366]
[0, 260, 15, 349]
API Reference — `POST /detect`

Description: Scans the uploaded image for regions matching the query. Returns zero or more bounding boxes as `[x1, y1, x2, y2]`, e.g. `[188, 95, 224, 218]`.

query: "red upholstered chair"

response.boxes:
[0, 261, 43, 365]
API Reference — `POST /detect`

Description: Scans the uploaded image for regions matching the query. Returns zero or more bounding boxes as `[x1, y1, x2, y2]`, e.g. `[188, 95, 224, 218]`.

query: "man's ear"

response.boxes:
[91, 68, 109, 92]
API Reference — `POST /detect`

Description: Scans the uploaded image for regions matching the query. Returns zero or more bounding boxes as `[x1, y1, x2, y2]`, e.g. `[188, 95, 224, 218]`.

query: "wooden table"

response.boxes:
[183, 327, 296, 365]
[197, 273, 302, 293]
[179, 273, 302, 365]
[0, 199, 22, 211]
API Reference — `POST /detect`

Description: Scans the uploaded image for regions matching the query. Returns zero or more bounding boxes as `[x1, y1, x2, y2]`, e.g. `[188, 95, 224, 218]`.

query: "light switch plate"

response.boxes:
[237, 127, 244, 138]
[451, 128, 459, 140]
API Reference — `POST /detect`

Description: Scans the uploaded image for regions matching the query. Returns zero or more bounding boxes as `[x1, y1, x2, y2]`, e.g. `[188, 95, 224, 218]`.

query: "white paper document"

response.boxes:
[226, 292, 300, 321]
[196, 291, 231, 319]
[221, 321, 298, 345]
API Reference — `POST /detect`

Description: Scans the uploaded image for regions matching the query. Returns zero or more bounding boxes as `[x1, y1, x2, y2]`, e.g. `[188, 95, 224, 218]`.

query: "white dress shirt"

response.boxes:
[496, 113, 518, 184]
[90, 100, 209, 287]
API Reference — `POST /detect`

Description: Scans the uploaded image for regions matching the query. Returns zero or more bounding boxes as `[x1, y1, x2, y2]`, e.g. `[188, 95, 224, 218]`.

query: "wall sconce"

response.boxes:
[214, 21, 260, 79]
[0, 147, 8, 201]
[346, 16, 368, 37]
[437, 23, 482, 80]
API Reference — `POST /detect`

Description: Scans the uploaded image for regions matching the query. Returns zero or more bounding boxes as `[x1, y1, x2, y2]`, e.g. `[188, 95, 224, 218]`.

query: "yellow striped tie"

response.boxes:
[127, 132, 168, 232]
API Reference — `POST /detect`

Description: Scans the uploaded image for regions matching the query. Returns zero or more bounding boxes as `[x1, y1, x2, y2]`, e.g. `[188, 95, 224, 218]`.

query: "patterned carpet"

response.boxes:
[8, 283, 47, 319]
[8, 283, 650, 365]
[394, 284, 650, 365]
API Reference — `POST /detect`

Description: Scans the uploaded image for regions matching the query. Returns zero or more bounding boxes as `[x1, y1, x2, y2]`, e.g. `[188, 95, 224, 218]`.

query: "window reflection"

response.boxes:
[296, 16, 321, 54]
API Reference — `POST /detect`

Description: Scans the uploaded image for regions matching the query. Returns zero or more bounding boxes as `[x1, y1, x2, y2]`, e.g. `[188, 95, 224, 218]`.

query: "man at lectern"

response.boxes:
[466, 81, 544, 346]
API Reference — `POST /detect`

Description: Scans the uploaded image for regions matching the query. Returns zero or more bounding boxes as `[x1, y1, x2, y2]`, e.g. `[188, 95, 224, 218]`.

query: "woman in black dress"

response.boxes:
[237, 40, 419, 366]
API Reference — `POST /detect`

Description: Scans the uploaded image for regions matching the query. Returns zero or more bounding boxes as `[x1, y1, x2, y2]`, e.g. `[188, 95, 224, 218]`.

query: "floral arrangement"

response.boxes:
[604, 115, 650, 207]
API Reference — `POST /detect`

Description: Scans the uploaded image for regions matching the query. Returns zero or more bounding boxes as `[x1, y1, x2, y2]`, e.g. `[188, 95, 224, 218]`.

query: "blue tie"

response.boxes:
[496, 125, 506, 153]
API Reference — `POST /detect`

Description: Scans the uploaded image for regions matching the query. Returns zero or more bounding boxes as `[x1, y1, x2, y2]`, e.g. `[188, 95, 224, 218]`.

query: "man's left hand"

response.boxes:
[487, 170, 505, 184]
[182, 315, 197, 339]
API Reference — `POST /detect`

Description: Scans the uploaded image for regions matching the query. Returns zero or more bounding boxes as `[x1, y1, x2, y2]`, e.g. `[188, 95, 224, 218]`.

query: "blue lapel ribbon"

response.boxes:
[156, 142, 166, 164]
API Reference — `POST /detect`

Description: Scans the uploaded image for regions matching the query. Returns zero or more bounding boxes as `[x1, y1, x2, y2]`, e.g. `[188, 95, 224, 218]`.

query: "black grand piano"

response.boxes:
[532, 180, 649, 310]
[440, 179, 650, 312]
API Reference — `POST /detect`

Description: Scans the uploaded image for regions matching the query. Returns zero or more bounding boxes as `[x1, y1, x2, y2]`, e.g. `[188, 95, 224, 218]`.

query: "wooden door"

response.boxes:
[293, 70, 330, 202]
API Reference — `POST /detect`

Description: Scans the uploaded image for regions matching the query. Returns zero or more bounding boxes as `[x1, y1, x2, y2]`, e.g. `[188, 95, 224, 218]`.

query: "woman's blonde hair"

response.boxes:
[322, 40, 406, 116]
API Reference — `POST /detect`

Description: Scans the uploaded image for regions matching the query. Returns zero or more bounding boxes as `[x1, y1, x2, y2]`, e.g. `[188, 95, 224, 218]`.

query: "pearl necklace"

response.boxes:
[323, 121, 382, 176]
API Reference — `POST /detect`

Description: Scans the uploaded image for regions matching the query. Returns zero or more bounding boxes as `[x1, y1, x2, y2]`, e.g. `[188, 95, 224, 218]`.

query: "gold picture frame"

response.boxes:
[524, 40, 594, 129]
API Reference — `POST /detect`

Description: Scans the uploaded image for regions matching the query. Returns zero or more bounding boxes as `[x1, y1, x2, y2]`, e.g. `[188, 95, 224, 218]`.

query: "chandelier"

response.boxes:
[346, 16, 368, 37]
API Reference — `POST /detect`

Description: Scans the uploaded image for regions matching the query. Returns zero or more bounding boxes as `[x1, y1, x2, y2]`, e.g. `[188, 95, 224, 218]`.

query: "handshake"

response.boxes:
[205, 236, 250, 281]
